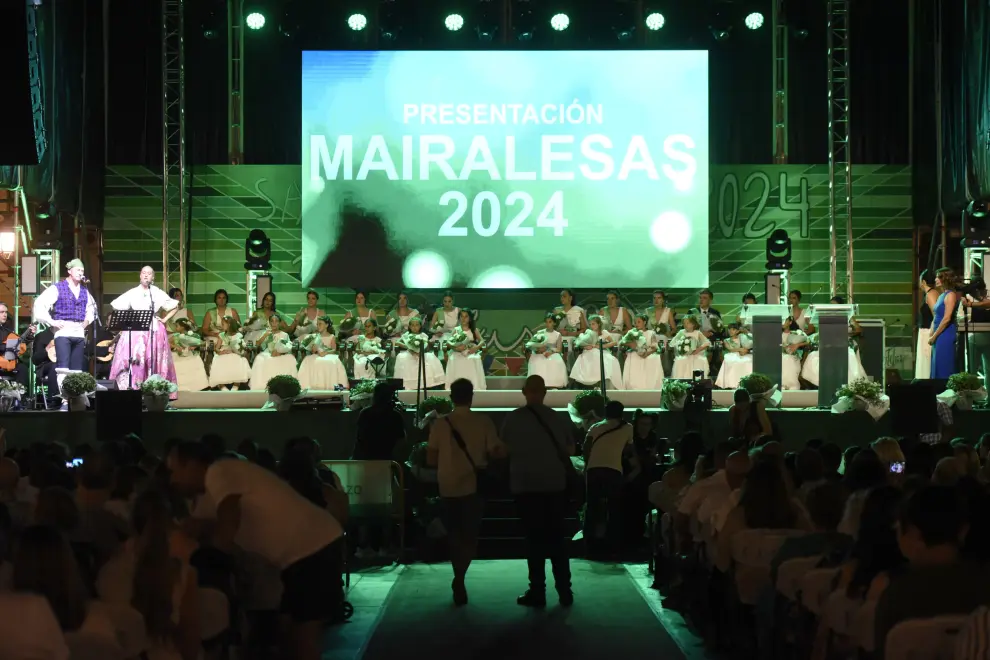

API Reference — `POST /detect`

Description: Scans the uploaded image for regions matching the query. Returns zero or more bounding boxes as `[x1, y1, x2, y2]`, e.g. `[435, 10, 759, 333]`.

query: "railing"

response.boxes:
[321, 460, 406, 562]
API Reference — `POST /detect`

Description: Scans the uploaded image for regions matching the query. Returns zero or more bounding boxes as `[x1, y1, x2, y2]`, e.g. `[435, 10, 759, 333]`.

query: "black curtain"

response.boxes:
[913, 0, 990, 226]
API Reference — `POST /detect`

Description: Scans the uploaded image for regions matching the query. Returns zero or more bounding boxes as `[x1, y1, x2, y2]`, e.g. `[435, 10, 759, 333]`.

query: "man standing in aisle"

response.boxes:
[32, 259, 95, 375]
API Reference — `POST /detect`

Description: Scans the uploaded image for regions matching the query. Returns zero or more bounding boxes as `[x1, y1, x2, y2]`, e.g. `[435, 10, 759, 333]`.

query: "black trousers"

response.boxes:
[54, 336, 87, 371]
[516, 490, 572, 593]
[585, 467, 623, 556]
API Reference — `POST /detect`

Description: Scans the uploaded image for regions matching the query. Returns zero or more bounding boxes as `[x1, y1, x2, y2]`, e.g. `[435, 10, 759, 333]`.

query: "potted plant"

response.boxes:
[266, 374, 302, 411]
[61, 372, 96, 412]
[740, 372, 782, 408]
[418, 395, 452, 418]
[940, 372, 988, 410]
[567, 389, 606, 429]
[348, 379, 378, 411]
[140, 375, 177, 412]
[661, 379, 692, 411]
[0, 380, 24, 412]
[833, 377, 888, 420]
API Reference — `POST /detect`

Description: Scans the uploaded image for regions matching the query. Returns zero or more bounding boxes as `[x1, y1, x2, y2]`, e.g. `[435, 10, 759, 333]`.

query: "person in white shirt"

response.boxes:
[583, 401, 636, 558]
[32, 258, 96, 375]
[108, 266, 180, 392]
[673, 440, 736, 550]
[0, 592, 70, 660]
[167, 442, 344, 660]
[427, 378, 506, 606]
[703, 452, 751, 534]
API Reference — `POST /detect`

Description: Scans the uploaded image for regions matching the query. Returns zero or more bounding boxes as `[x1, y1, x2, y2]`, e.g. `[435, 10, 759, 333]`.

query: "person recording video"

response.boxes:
[960, 278, 990, 391]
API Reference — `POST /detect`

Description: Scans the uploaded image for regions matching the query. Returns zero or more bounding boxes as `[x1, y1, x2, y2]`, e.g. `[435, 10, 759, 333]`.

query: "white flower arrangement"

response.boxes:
[403, 331, 428, 353]
[140, 374, 178, 396]
[709, 315, 724, 334]
[573, 328, 599, 349]
[651, 322, 672, 337]
[832, 377, 889, 420]
[383, 316, 399, 336]
[0, 380, 25, 399]
[525, 329, 548, 350]
[671, 331, 695, 357]
[446, 328, 469, 348]
[430, 320, 446, 334]
[782, 329, 808, 354]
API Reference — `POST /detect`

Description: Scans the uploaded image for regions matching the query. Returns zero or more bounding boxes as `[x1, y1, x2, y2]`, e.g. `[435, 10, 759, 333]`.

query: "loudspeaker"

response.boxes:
[1, 1, 46, 165]
[888, 381, 939, 436]
[765, 273, 782, 304]
[96, 390, 143, 441]
[20, 254, 39, 295]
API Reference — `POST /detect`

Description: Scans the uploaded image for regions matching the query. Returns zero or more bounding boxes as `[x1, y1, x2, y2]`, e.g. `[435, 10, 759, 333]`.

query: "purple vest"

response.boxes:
[53, 279, 88, 322]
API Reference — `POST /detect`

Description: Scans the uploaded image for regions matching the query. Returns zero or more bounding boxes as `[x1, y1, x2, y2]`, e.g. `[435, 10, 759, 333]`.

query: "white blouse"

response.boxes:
[110, 285, 179, 314]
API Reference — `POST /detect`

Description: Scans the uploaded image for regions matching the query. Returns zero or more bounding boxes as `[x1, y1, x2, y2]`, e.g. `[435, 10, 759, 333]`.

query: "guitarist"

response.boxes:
[31, 325, 58, 403]
[0, 303, 29, 388]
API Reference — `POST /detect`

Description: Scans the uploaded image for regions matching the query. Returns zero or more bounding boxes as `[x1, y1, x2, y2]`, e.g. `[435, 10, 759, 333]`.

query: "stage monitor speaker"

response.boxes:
[765, 273, 782, 305]
[1, 1, 46, 165]
[255, 275, 272, 311]
[20, 254, 39, 295]
[888, 381, 939, 437]
[96, 390, 142, 441]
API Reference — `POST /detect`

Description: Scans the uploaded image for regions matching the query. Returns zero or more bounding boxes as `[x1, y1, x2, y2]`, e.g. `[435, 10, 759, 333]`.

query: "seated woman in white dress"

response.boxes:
[781, 326, 810, 390]
[525, 313, 568, 389]
[570, 315, 624, 389]
[670, 315, 711, 378]
[386, 291, 420, 339]
[444, 308, 487, 391]
[800, 333, 868, 386]
[288, 290, 325, 339]
[209, 315, 250, 390]
[715, 323, 753, 389]
[242, 291, 287, 344]
[249, 313, 298, 390]
[353, 319, 386, 379]
[621, 313, 665, 390]
[394, 316, 445, 390]
[342, 290, 378, 345]
[429, 291, 461, 340]
[600, 289, 633, 344]
[169, 318, 210, 392]
[297, 316, 349, 390]
[166, 287, 196, 333]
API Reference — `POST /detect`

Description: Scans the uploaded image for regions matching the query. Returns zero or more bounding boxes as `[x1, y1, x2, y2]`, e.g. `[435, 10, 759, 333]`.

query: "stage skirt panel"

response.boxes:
[570, 348, 623, 389]
[394, 350, 445, 390]
[249, 353, 298, 390]
[209, 353, 251, 387]
[110, 321, 178, 398]
[915, 328, 932, 379]
[173, 354, 210, 392]
[622, 352, 664, 390]
[527, 352, 569, 389]
[800, 348, 868, 387]
[297, 354, 349, 391]
[671, 354, 709, 379]
[715, 353, 753, 390]
[782, 354, 802, 390]
[444, 351, 487, 391]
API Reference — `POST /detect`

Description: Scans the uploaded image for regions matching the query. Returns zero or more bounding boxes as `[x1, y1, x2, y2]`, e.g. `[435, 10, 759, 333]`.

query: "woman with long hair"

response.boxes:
[728, 388, 772, 446]
[201, 288, 241, 339]
[386, 291, 420, 337]
[555, 288, 587, 369]
[288, 290, 326, 339]
[297, 316, 349, 390]
[443, 309, 486, 390]
[930, 267, 959, 378]
[248, 313, 298, 389]
[916, 269, 939, 378]
[243, 292, 285, 344]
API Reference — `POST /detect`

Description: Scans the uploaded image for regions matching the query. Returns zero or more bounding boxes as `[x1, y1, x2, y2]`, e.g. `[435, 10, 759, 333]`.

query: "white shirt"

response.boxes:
[709, 488, 741, 533]
[427, 407, 504, 498]
[32, 279, 96, 339]
[677, 470, 730, 518]
[197, 459, 343, 569]
[585, 419, 633, 473]
[0, 592, 70, 660]
[110, 285, 178, 315]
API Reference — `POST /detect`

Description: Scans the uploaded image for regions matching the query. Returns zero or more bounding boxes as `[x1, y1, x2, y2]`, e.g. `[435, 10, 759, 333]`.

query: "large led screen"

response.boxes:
[302, 50, 709, 289]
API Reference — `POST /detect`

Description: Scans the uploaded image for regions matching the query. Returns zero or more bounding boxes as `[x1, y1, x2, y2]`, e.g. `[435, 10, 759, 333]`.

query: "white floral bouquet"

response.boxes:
[671, 331, 695, 357]
[782, 330, 808, 355]
[141, 374, 178, 396]
[573, 328, 599, 349]
[551, 311, 566, 328]
[620, 328, 644, 352]
[403, 331, 428, 353]
[174, 330, 202, 348]
[430, 319, 446, 335]
[651, 322, 672, 337]
[938, 372, 988, 410]
[358, 335, 384, 355]
[833, 377, 889, 420]
[0, 380, 25, 400]
[525, 329, 548, 351]
[383, 316, 399, 336]
[446, 327, 469, 349]
[268, 335, 293, 355]
[709, 315, 724, 335]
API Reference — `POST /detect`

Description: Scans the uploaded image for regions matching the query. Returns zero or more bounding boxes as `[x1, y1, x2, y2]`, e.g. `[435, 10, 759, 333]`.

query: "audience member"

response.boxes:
[352, 382, 405, 461]
[795, 448, 826, 501]
[583, 401, 635, 559]
[649, 432, 705, 514]
[932, 456, 966, 486]
[674, 439, 735, 550]
[818, 443, 842, 482]
[770, 481, 851, 581]
[838, 449, 887, 536]
[701, 450, 750, 533]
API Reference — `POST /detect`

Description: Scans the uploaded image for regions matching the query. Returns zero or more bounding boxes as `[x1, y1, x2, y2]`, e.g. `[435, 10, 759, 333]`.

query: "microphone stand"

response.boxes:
[415, 339, 427, 426]
[598, 337, 608, 399]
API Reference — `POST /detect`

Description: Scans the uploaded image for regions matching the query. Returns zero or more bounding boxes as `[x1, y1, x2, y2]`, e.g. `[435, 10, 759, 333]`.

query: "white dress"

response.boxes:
[243, 311, 274, 344]
[249, 331, 298, 390]
[801, 339, 868, 386]
[603, 307, 628, 344]
[526, 329, 568, 388]
[432, 307, 461, 340]
[393, 331, 445, 390]
[292, 309, 322, 339]
[915, 328, 932, 379]
[353, 335, 386, 379]
[297, 333, 349, 390]
[781, 331, 806, 390]
[209, 332, 251, 387]
[171, 333, 209, 392]
[715, 335, 754, 389]
[648, 307, 676, 341]
[556, 305, 585, 353]
[388, 309, 420, 336]
[671, 329, 710, 379]
[570, 329, 623, 389]
[622, 329, 665, 390]
[444, 329, 487, 391]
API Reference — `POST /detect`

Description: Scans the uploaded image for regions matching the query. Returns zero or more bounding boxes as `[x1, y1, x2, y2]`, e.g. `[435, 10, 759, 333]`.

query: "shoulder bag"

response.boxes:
[525, 405, 585, 504]
[445, 418, 500, 497]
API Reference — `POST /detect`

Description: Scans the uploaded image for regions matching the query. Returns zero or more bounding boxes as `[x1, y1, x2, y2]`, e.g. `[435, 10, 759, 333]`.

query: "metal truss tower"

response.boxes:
[772, 0, 789, 163]
[162, 0, 188, 294]
[228, 0, 245, 164]
[826, 0, 853, 299]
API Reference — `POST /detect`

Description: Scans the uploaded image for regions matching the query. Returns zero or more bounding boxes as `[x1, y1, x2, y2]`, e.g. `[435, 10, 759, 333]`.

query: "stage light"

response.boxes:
[970, 199, 990, 219]
[0, 232, 15, 259]
[246, 12, 265, 29]
[766, 229, 793, 270]
[645, 12, 665, 30]
[744, 12, 764, 29]
[963, 199, 990, 247]
[550, 13, 569, 31]
[445, 13, 464, 31]
[476, 25, 497, 41]
[245, 229, 272, 270]
[347, 13, 367, 30]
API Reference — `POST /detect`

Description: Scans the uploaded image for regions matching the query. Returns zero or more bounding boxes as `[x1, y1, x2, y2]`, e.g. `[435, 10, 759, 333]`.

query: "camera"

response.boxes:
[961, 279, 986, 300]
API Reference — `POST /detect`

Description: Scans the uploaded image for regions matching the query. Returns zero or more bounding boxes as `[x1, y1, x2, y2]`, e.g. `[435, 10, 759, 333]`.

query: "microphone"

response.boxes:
[80, 276, 90, 284]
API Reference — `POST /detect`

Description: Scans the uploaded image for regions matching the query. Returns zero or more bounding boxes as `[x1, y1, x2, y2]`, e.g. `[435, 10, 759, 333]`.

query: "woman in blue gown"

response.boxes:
[930, 267, 959, 378]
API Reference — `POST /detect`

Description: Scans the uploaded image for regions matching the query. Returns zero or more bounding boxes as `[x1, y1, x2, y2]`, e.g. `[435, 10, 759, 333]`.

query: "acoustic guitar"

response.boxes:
[95, 337, 117, 363]
[0, 324, 39, 371]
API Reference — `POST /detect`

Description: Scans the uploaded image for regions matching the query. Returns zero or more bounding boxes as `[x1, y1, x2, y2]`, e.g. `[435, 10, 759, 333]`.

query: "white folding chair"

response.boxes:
[776, 555, 822, 602]
[885, 615, 970, 660]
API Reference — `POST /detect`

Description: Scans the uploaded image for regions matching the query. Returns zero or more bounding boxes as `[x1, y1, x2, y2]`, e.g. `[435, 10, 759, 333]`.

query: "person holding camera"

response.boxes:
[959, 277, 990, 391]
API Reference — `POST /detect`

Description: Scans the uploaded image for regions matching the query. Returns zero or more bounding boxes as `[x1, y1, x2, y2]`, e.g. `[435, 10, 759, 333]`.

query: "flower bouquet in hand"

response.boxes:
[430, 319, 446, 335]
[709, 316, 724, 335]
[403, 331, 428, 354]
[573, 328, 598, 350]
[525, 329, 548, 351]
[383, 316, 399, 337]
[671, 331, 695, 357]
[651, 322, 672, 338]
[620, 328, 645, 354]
[781, 329, 807, 355]
[445, 327, 469, 350]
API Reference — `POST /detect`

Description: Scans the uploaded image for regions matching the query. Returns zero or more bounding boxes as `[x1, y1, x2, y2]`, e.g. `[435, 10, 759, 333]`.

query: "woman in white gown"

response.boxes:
[715, 323, 753, 389]
[353, 319, 386, 379]
[525, 313, 568, 389]
[600, 290, 632, 344]
[781, 327, 810, 390]
[243, 292, 287, 344]
[785, 289, 815, 334]
[444, 308, 487, 390]
[800, 295, 868, 386]
[670, 315, 711, 378]
[249, 313, 298, 389]
[621, 314, 664, 390]
[170, 318, 209, 391]
[288, 290, 326, 339]
[386, 291, 420, 338]
[297, 316, 349, 390]
[167, 287, 196, 332]
[208, 316, 250, 389]
[554, 288, 587, 365]
[429, 291, 461, 340]
[342, 290, 377, 344]
[915, 270, 938, 379]
[394, 316, 445, 390]
[200, 288, 241, 342]
[570, 315, 623, 389]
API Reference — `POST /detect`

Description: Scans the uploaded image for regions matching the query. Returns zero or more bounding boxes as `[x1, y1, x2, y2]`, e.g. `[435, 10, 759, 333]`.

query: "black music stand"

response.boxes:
[108, 310, 153, 390]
